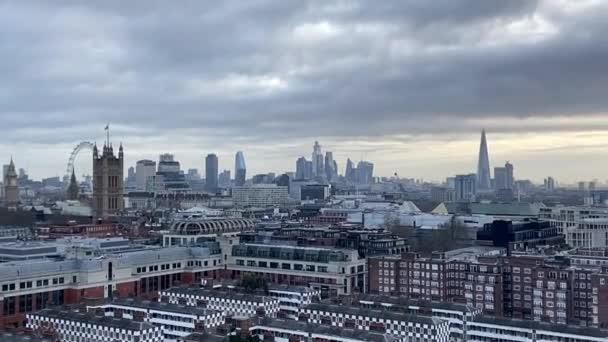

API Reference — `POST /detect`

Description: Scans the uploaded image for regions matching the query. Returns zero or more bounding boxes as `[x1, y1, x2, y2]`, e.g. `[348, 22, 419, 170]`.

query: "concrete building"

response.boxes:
[27, 309, 162, 342]
[88, 298, 225, 341]
[232, 185, 288, 208]
[205, 154, 218, 192]
[227, 243, 367, 296]
[455, 174, 477, 202]
[135, 160, 156, 192]
[300, 184, 330, 201]
[159, 287, 280, 318]
[93, 143, 124, 218]
[0, 246, 223, 328]
[299, 303, 451, 342]
[267, 285, 321, 320]
[466, 316, 608, 342]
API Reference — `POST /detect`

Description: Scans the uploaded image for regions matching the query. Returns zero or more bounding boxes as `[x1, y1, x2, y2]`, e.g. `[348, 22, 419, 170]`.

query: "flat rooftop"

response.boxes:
[303, 303, 445, 326]
[161, 287, 277, 304]
[252, 318, 396, 342]
[472, 316, 608, 338]
[29, 309, 157, 332]
[93, 298, 222, 317]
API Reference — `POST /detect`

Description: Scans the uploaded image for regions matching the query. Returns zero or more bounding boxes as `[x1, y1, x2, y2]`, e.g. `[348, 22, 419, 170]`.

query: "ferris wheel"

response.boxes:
[66, 141, 95, 180]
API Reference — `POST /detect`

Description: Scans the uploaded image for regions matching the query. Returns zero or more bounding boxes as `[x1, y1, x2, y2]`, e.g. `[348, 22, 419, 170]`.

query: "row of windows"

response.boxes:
[1, 277, 66, 293]
[235, 259, 329, 273]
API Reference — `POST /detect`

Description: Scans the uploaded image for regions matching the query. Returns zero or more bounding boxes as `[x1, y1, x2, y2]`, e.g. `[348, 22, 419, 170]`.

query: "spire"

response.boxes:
[477, 129, 491, 191]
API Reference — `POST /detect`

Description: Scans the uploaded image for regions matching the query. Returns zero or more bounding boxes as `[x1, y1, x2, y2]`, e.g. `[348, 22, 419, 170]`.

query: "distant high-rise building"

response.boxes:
[455, 174, 477, 202]
[494, 162, 513, 191]
[125, 166, 136, 189]
[67, 169, 79, 200]
[544, 177, 555, 192]
[355, 161, 374, 184]
[324, 152, 338, 181]
[3, 158, 19, 206]
[235, 151, 247, 186]
[590, 181, 597, 191]
[494, 167, 507, 190]
[477, 130, 491, 191]
[219, 169, 231, 187]
[311, 141, 324, 178]
[205, 154, 219, 192]
[296, 157, 313, 180]
[505, 161, 514, 190]
[345, 159, 355, 183]
[275, 173, 290, 193]
[93, 143, 124, 218]
[135, 160, 156, 192]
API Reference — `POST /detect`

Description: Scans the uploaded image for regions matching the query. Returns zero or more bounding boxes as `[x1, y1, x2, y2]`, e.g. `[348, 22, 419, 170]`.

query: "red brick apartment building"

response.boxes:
[369, 247, 608, 327]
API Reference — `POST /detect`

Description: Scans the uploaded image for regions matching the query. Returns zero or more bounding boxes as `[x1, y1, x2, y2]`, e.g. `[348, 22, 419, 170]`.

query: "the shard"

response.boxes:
[477, 129, 491, 191]
[234, 151, 246, 186]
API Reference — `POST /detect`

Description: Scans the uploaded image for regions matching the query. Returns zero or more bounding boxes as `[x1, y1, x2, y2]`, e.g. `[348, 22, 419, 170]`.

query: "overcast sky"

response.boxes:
[1, 0, 607, 183]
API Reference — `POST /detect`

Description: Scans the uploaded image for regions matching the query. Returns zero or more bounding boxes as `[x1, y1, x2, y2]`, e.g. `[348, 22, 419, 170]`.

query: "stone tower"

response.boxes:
[4, 158, 19, 207]
[93, 142, 124, 218]
[67, 169, 79, 200]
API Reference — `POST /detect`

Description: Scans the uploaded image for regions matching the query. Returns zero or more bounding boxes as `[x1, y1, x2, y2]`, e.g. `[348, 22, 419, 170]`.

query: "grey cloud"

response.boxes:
[0, 0, 607, 157]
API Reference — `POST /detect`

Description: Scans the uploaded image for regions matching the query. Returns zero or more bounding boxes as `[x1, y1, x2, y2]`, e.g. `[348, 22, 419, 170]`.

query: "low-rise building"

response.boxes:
[159, 287, 280, 318]
[232, 185, 288, 208]
[268, 284, 321, 319]
[88, 298, 224, 341]
[467, 316, 608, 342]
[27, 309, 163, 342]
[227, 243, 367, 296]
[299, 303, 451, 342]
[246, 318, 399, 342]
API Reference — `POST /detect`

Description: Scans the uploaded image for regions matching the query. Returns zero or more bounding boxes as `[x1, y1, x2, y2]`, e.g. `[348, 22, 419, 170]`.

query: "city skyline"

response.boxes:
[2, 1, 608, 183]
[3, 131, 608, 185]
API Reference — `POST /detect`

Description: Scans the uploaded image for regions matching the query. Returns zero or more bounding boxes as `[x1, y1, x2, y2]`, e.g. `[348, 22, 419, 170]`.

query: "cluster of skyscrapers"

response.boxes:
[295, 141, 374, 184]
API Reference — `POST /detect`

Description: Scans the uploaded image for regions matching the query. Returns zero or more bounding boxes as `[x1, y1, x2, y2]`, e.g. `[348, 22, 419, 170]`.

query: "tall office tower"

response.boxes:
[324, 152, 338, 181]
[455, 174, 477, 202]
[356, 161, 374, 184]
[205, 154, 219, 192]
[125, 166, 136, 189]
[505, 161, 514, 190]
[135, 160, 156, 191]
[93, 143, 124, 218]
[477, 129, 492, 191]
[296, 157, 310, 180]
[219, 170, 231, 187]
[345, 158, 355, 182]
[311, 141, 324, 177]
[494, 167, 507, 190]
[544, 177, 555, 192]
[3, 158, 19, 206]
[235, 151, 247, 186]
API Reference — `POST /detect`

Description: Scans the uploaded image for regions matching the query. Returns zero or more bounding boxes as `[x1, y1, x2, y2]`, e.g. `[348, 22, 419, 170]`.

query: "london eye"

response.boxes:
[66, 141, 95, 181]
